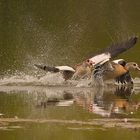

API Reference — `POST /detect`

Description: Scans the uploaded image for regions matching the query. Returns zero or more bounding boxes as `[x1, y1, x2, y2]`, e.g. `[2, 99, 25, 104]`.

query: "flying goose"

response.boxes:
[35, 36, 138, 82]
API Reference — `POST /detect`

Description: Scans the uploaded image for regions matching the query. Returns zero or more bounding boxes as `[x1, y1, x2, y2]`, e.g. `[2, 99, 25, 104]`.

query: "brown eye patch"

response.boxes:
[133, 63, 137, 66]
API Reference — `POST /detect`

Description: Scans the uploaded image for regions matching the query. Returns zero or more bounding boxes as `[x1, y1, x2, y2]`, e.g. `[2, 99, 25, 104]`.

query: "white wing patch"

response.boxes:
[55, 66, 75, 72]
[89, 53, 111, 66]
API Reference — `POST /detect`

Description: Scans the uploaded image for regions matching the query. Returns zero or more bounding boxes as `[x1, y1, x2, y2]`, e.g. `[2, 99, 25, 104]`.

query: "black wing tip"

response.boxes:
[34, 64, 41, 68]
[129, 36, 138, 44]
[34, 64, 39, 67]
[34, 64, 47, 70]
[34, 64, 60, 72]
[108, 36, 138, 58]
[118, 60, 126, 66]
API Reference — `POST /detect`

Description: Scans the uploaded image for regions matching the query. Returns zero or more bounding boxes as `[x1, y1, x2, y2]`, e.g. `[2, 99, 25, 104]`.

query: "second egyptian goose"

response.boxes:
[93, 59, 140, 85]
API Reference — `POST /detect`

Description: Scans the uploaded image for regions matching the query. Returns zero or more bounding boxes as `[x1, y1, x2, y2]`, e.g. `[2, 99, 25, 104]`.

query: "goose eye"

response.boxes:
[133, 63, 137, 66]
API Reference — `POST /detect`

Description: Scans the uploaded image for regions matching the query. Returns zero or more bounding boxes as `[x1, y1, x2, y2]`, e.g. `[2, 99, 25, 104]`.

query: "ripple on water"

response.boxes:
[1, 73, 140, 87]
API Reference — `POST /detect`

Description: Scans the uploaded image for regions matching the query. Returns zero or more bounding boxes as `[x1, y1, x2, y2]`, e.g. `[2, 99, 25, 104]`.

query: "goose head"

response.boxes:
[125, 62, 140, 71]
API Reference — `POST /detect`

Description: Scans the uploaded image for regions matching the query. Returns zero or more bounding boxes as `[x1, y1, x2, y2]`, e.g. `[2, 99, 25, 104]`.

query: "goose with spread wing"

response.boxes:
[35, 36, 138, 82]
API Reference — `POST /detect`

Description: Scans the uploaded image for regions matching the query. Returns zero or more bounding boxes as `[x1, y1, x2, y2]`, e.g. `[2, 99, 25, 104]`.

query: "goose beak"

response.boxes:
[136, 65, 140, 71]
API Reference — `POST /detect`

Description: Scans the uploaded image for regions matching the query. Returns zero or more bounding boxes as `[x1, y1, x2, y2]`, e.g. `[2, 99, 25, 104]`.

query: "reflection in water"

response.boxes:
[74, 85, 140, 117]
[0, 84, 140, 119]
[0, 83, 140, 140]
[36, 92, 74, 108]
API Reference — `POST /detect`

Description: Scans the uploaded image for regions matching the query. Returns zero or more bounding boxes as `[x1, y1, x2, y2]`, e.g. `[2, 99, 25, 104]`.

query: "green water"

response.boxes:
[0, 0, 140, 139]
[0, 86, 140, 140]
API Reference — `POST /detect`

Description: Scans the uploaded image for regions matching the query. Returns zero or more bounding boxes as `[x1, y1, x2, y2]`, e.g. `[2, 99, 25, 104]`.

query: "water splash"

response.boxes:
[0, 70, 140, 87]
[0, 71, 65, 86]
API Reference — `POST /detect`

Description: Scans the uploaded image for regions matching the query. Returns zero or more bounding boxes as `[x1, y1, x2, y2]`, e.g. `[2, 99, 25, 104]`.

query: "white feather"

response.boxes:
[89, 53, 111, 66]
[99, 58, 110, 65]
[55, 66, 75, 72]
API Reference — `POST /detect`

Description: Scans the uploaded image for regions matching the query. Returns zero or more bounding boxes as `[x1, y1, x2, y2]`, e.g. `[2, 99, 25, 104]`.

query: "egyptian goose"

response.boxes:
[93, 59, 140, 85]
[35, 36, 138, 81]
[114, 59, 140, 84]
[34, 64, 75, 80]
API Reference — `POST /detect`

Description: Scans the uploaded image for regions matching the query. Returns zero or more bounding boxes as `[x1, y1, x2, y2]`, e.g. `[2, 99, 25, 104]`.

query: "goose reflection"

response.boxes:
[34, 85, 140, 118]
[36, 92, 74, 108]
[74, 86, 140, 118]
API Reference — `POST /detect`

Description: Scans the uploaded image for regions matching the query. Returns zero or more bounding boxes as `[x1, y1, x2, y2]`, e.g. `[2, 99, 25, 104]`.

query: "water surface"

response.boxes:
[0, 75, 140, 140]
[0, 0, 140, 139]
